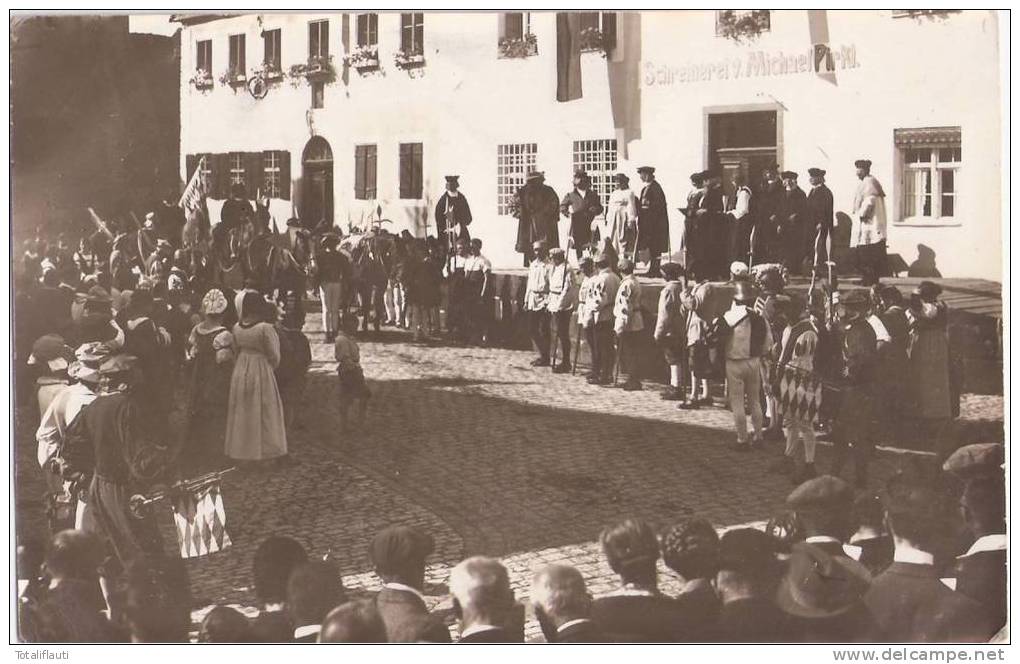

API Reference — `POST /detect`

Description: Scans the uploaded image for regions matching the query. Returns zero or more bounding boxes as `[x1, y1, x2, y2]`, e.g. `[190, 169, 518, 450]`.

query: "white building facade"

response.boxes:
[176, 10, 1002, 279]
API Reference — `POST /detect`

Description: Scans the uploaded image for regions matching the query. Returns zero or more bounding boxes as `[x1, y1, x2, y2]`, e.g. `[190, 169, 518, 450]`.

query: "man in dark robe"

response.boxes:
[61, 355, 177, 574]
[806, 167, 834, 270]
[752, 165, 783, 265]
[778, 171, 809, 274]
[434, 175, 473, 260]
[637, 165, 669, 278]
[681, 171, 705, 271]
[513, 170, 559, 266]
[560, 170, 603, 259]
[696, 170, 726, 279]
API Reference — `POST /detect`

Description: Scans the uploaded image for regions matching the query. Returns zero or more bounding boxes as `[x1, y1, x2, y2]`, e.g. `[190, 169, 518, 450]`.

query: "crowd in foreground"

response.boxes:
[17, 443, 1006, 643]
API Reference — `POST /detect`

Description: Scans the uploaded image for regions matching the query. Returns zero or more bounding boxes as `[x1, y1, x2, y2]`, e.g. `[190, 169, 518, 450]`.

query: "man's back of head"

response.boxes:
[449, 556, 513, 628]
[319, 599, 387, 643]
[599, 518, 660, 587]
[253, 536, 308, 606]
[287, 561, 347, 629]
[881, 472, 940, 552]
[531, 564, 591, 640]
[961, 478, 1006, 538]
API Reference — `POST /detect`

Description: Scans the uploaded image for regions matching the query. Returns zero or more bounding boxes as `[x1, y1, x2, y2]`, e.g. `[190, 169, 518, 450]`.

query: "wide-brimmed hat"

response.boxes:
[775, 542, 871, 619]
[942, 443, 1005, 480]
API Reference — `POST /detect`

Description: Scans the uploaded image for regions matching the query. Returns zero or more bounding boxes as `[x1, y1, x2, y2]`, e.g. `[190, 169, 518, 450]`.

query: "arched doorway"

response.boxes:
[301, 136, 333, 229]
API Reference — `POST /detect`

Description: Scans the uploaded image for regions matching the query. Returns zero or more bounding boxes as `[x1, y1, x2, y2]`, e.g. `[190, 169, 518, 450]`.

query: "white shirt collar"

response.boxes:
[460, 624, 501, 638]
[893, 543, 935, 565]
[605, 583, 656, 598]
[557, 618, 592, 633]
[293, 624, 321, 640]
[805, 535, 842, 545]
[961, 533, 1007, 557]
[383, 581, 426, 604]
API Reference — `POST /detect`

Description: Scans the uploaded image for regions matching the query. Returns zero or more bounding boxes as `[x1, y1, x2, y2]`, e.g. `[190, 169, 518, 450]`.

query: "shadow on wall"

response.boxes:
[908, 243, 942, 278]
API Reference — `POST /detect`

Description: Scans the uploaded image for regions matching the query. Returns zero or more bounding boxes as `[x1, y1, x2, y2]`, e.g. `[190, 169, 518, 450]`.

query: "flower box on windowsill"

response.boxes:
[288, 56, 337, 84]
[190, 70, 213, 90]
[498, 34, 538, 59]
[221, 70, 247, 87]
[345, 46, 380, 71]
[262, 67, 284, 81]
[579, 28, 607, 54]
[394, 50, 425, 70]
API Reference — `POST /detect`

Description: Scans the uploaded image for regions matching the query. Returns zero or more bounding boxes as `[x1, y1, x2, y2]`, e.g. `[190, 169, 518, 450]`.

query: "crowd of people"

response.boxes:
[11, 156, 993, 644]
[17, 443, 1005, 643]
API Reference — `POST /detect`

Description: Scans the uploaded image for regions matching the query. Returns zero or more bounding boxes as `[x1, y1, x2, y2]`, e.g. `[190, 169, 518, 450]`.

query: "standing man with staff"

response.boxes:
[560, 170, 603, 261]
[434, 175, 473, 261]
[514, 169, 560, 267]
[806, 168, 834, 272]
[851, 159, 888, 287]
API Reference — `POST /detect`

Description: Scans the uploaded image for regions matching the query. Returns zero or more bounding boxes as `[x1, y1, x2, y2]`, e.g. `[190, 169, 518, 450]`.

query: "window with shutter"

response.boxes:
[357, 14, 378, 47]
[262, 151, 281, 199]
[355, 145, 377, 200]
[245, 152, 262, 198]
[309, 19, 329, 59]
[400, 13, 424, 54]
[228, 34, 246, 76]
[278, 151, 291, 200]
[263, 29, 282, 73]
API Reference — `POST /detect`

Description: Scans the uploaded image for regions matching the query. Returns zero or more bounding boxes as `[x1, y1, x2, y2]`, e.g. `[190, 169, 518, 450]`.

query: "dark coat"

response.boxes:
[374, 587, 451, 643]
[250, 610, 293, 643]
[514, 181, 560, 253]
[560, 188, 603, 248]
[954, 549, 1007, 631]
[674, 580, 722, 639]
[781, 602, 881, 643]
[638, 179, 670, 255]
[714, 596, 790, 643]
[864, 561, 995, 643]
[591, 593, 700, 642]
[807, 184, 834, 234]
[551, 619, 609, 643]
[779, 186, 809, 268]
[457, 627, 516, 643]
[853, 536, 894, 577]
[435, 193, 473, 252]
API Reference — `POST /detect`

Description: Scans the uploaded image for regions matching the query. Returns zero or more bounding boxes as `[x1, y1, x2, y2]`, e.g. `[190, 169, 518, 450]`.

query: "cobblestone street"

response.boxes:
[14, 309, 1004, 641]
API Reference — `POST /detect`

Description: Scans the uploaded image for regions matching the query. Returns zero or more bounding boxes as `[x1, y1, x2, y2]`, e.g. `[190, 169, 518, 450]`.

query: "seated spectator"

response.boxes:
[863, 472, 995, 642]
[251, 536, 308, 642]
[786, 476, 858, 560]
[849, 492, 893, 576]
[531, 564, 605, 643]
[119, 556, 192, 643]
[199, 606, 253, 643]
[319, 600, 387, 643]
[776, 543, 878, 643]
[591, 518, 698, 642]
[370, 525, 450, 642]
[287, 560, 347, 642]
[659, 518, 721, 636]
[714, 528, 787, 642]
[450, 556, 522, 643]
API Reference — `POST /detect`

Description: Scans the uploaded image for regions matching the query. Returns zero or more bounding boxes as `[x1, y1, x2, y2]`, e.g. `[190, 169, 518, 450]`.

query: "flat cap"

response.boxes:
[730, 261, 749, 278]
[914, 280, 943, 299]
[99, 354, 138, 376]
[942, 443, 1005, 479]
[780, 171, 799, 180]
[807, 167, 826, 177]
[787, 475, 854, 513]
[549, 247, 565, 257]
[690, 171, 705, 183]
[30, 334, 73, 364]
[444, 175, 459, 182]
[369, 525, 435, 575]
[854, 159, 872, 169]
[75, 341, 114, 367]
[637, 166, 655, 174]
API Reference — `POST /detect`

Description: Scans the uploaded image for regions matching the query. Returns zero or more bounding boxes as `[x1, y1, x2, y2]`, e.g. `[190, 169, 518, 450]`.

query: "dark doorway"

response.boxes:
[708, 110, 777, 204]
[301, 136, 333, 228]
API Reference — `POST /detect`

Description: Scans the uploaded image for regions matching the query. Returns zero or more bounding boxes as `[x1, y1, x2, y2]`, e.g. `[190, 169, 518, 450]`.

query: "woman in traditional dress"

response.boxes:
[185, 289, 235, 471]
[906, 281, 956, 452]
[602, 173, 639, 261]
[224, 291, 288, 466]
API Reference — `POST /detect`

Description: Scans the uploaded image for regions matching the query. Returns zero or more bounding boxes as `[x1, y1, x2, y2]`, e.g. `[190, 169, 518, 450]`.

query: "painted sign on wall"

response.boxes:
[644, 43, 859, 86]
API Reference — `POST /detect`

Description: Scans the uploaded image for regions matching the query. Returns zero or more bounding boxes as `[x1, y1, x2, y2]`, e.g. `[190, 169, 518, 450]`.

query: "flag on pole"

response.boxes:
[172, 481, 232, 558]
[556, 13, 582, 102]
[179, 155, 210, 246]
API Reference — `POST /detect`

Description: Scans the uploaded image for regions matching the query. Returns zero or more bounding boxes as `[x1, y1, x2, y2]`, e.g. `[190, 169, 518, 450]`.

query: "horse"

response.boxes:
[341, 231, 397, 332]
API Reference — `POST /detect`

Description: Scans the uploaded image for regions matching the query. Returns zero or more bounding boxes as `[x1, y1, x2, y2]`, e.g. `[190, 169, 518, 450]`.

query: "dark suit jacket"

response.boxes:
[954, 549, 1007, 631]
[807, 184, 834, 232]
[675, 580, 722, 640]
[250, 610, 293, 643]
[374, 587, 451, 643]
[853, 536, 894, 577]
[548, 619, 608, 643]
[715, 596, 790, 643]
[591, 593, 701, 642]
[864, 561, 995, 643]
[457, 627, 514, 643]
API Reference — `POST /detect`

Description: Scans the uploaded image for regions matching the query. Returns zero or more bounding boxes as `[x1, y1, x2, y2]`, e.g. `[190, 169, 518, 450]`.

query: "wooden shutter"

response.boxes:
[355, 146, 366, 199]
[245, 152, 262, 198]
[321, 20, 330, 57]
[279, 150, 291, 200]
[412, 144, 422, 198]
[601, 12, 618, 51]
[367, 146, 377, 199]
[214, 153, 230, 199]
